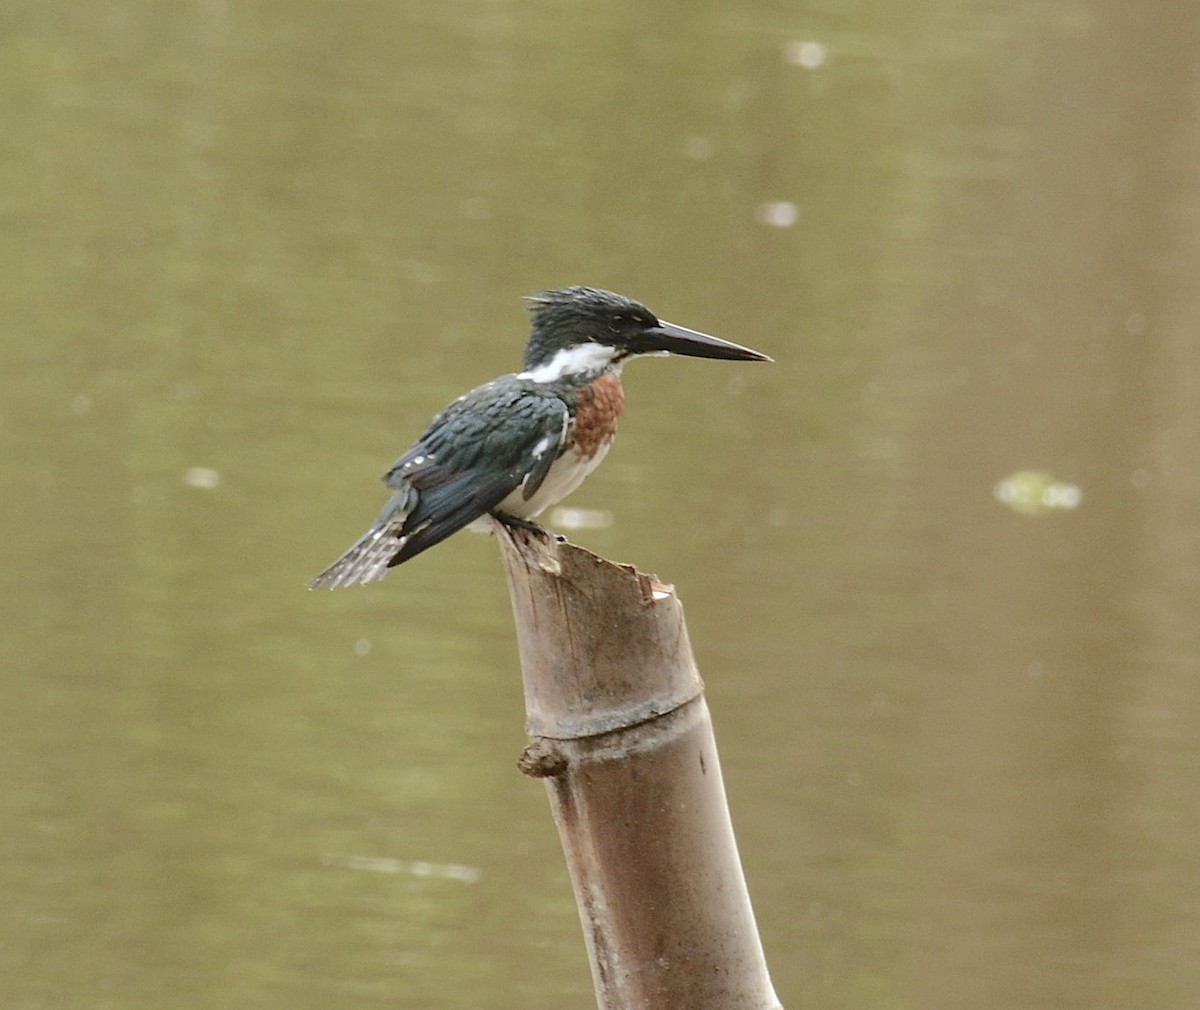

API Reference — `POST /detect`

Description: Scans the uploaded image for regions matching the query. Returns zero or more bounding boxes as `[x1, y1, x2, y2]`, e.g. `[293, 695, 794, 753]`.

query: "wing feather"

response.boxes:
[310, 378, 571, 586]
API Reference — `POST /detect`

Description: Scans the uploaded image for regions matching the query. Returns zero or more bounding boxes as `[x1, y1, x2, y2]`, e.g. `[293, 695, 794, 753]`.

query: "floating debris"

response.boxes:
[755, 201, 799, 228]
[322, 854, 481, 884]
[785, 40, 827, 69]
[183, 467, 220, 489]
[683, 135, 715, 160]
[550, 506, 614, 530]
[993, 470, 1082, 516]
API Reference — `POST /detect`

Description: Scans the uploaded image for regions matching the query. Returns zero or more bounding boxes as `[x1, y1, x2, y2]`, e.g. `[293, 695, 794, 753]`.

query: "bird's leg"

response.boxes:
[491, 512, 567, 544]
[490, 511, 548, 535]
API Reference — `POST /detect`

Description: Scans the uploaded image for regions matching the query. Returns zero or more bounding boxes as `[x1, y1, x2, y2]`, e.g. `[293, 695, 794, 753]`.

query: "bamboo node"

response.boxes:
[517, 738, 569, 778]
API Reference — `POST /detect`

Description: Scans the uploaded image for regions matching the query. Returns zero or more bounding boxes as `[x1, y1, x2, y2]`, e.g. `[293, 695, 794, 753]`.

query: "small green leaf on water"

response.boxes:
[993, 470, 1082, 516]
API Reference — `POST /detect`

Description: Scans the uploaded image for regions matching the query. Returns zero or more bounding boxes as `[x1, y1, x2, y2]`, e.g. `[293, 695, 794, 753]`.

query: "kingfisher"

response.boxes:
[309, 286, 771, 589]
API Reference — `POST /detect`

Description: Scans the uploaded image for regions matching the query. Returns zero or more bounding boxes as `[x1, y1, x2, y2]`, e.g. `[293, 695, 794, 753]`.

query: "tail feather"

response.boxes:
[309, 516, 409, 589]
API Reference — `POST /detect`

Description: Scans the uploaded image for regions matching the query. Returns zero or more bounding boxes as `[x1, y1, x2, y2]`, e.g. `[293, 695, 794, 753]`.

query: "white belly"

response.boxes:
[496, 441, 613, 520]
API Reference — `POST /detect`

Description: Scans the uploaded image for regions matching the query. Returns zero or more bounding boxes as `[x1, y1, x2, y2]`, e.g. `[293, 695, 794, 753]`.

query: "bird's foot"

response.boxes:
[491, 512, 548, 536]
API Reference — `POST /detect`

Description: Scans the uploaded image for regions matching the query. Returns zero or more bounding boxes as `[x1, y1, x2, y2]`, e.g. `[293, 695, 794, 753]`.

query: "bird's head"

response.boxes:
[520, 286, 771, 381]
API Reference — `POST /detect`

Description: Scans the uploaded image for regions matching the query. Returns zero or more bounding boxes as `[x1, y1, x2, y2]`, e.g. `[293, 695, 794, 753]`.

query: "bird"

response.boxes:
[309, 286, 771, 589]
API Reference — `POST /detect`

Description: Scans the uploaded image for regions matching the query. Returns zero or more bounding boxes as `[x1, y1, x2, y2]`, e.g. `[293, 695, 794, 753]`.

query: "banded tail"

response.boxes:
[309, 492, 417, 589]
[307, 518, 406, 589]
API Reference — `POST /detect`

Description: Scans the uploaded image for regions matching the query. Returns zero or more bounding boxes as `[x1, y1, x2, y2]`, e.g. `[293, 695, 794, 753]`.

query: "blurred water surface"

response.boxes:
[3, 2, 1199, 1007]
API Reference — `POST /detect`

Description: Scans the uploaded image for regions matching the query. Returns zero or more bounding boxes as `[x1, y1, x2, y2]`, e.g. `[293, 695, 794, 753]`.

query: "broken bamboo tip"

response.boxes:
[494, 521, 702, 740]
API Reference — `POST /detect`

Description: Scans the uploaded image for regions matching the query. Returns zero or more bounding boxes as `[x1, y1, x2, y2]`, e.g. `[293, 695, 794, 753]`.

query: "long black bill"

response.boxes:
[642, 320, 773, 362]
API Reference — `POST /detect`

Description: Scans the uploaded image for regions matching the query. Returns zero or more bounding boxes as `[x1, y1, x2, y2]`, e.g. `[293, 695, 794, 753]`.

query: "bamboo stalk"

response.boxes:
[496, 524, 782, 1010]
